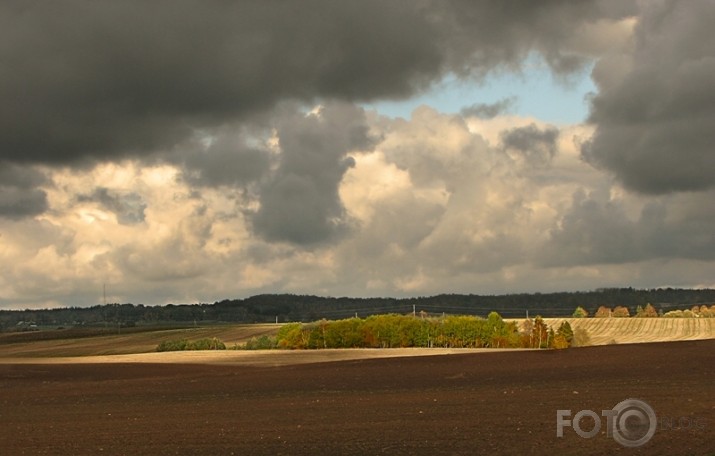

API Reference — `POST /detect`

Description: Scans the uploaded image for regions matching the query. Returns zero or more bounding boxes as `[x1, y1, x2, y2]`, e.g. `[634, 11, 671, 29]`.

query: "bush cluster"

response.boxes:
[156, 337, 226, 352]
[586, 303, 715, 318]
[663, 305, 715, 318]
[241, 335, 278, 350]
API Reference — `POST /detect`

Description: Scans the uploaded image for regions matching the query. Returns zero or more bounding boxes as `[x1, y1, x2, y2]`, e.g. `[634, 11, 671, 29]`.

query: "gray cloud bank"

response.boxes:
[1, 0, 633, 166]
[0, 164, 48, 219]
[77, 188, 147, 225]
[252, 102, 373, 245]
[0, 0, 637, 234]
[584, 0, 715, 194]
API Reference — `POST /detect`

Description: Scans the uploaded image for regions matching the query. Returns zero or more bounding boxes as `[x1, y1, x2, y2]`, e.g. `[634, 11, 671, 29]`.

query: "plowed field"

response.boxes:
[0, 340, 712, 455]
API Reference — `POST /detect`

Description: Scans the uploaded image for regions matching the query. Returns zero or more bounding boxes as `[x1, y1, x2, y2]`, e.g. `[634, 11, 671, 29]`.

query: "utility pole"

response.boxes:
[103, 284, 108, 329]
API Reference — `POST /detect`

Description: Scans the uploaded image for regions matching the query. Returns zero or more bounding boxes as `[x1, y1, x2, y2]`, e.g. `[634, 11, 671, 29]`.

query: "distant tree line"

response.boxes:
[572, 302, 715, 318]
[1, 288, 714, 331]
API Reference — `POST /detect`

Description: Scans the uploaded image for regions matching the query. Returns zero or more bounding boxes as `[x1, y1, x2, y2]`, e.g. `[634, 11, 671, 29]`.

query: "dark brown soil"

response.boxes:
[0, 340, 713, 455]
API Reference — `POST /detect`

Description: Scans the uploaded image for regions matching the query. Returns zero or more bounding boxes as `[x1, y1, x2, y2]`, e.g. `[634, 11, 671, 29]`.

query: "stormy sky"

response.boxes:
[1, 0, 714, 309]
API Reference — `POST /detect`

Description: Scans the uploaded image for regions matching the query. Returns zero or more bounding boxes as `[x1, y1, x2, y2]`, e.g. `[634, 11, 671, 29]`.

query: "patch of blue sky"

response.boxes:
[365, 58, 596, 126]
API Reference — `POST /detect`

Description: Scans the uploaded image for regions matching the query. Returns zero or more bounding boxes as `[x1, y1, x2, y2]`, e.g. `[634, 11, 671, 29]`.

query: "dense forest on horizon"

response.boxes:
[2, 288, 715, 331]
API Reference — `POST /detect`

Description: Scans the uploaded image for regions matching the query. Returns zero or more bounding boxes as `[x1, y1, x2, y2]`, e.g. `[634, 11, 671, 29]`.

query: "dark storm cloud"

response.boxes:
[501, 124, 559, 165]
[251, 102, 373, 245]
[0, 0, 636, 167]
[0, 1, 438, 165]
[442, 0, 638, 76]
[540, 189, 715, 267]
[460, 97, 517, 119]
[583, 0, 715, 194]
[0, 187, 48, 219]
[0, 164, 48, 218]
[539, 191, 638, 266]
[77, 188, 146, 225]
[637, 198, 715, 261]
[174, 130, 272, 189]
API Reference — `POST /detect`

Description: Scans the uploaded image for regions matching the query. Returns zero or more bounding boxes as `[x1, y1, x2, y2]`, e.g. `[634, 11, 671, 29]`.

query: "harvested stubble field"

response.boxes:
[0, 340, 713, 456]
[543, 317, 715, 346]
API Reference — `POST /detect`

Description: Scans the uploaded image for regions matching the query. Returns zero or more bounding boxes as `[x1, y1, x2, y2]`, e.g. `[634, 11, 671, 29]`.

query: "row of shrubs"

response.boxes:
[156, 314, 591, 352]
[156, 337, 226, 352]
[156, 335, 279, 351]
[662, 308, 715, 318]
[271, 313, 582, 350]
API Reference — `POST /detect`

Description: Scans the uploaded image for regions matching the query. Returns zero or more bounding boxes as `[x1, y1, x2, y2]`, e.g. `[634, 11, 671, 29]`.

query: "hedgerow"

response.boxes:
[156, 337, 226, 352]
[274, 312, 571, 349]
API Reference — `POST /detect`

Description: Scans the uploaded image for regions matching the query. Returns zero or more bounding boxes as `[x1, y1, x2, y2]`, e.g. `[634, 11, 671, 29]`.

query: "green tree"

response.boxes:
[532, 316, 549, 348]
[552, 333, 569, 349]
[323, 318, 364, 348]
[520, 318, 534, 348]
[244, 335, 277, 350]
[547, 327, 556, 348]
[440, 316, 482, 348]
[572, 306, 589, 318]
[486, 312, 516, 348]
[398, 316, 430, 347]
[276, 323, 309, 349]
[556, 321, 574, 346]
[363, 314, 402, 348]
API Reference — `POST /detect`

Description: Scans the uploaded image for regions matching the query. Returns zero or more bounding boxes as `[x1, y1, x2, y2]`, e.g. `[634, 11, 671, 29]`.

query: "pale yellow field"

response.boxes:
[542, 317, 715, 345]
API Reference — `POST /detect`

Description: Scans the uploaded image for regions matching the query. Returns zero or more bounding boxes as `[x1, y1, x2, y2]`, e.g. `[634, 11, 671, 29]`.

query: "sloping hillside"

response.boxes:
[0, 324, 280, 357]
